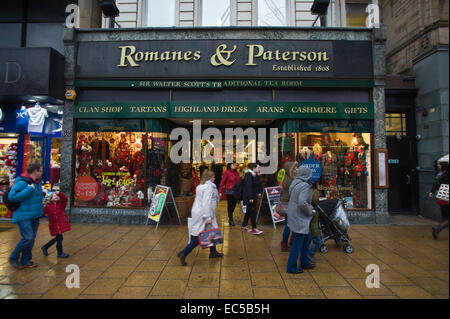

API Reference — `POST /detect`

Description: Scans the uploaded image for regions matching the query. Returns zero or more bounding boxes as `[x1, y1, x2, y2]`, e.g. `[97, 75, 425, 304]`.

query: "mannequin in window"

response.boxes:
[321, 150, 337, 178]
[297, 146, 313, 164]
[333, 137, 347, 165]
[91, 132, 110, 161]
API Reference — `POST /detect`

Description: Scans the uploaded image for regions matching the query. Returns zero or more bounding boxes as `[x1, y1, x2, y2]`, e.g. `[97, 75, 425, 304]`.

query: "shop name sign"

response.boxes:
[76, 40, 373, 79]
[74, 101, 374, 119]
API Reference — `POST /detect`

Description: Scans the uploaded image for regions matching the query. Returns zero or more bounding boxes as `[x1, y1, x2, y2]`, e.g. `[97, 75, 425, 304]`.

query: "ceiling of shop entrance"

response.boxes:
[168, 119, 275, 126]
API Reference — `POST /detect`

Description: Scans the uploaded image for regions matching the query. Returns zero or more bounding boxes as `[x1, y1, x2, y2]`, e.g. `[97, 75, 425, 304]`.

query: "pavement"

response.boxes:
[0, 202, 448, 299]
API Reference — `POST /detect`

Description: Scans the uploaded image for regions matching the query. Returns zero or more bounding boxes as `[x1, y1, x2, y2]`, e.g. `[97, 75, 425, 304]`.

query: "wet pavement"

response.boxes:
[0, 202, 448, 299]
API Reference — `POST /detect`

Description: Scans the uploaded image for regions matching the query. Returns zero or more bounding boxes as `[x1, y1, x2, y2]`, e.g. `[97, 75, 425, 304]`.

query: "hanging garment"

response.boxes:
[91, 140, 110, 161]
[321, 152, 338, 177]
[16, 107, 29, 134]
[27, 105, 49, 133]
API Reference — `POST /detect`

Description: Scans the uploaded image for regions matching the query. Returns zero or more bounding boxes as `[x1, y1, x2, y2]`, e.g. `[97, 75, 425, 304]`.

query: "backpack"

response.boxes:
[2, 180, 33, 211]
[232, 181, 243, 201]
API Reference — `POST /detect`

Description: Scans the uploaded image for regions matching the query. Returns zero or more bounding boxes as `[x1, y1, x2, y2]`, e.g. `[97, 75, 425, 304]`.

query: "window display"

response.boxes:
[74, 120, 146, 207]
[297, 131, 372, 210]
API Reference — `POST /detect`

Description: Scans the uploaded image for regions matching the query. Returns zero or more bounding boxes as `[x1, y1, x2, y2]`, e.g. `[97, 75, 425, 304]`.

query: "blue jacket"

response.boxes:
[8, 175, 44, 224]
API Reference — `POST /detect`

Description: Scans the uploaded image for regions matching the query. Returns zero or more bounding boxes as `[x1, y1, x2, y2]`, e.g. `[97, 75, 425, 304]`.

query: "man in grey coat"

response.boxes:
[286, 166, 316, 273]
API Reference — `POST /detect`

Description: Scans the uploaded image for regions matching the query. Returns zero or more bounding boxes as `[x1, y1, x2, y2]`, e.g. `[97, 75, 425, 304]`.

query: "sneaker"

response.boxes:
[229, 220, 235, 226]
[301, 264, 315, 270]
[241, 226, 251, 232]
[21, 261, 38, 269]
[251, 228, 263, 235]
[41, 246, 48, 256]
[9, 259, 24, 270]
[57, 253, 69, 258]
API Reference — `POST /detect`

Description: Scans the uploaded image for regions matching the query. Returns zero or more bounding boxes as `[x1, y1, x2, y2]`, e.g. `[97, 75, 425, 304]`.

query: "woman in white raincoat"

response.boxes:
[177, 170, 223, 266]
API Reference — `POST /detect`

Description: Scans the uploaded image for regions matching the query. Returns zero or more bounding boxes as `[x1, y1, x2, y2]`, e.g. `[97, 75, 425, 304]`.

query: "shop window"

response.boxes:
[146, 0, 175, 27]
[202, 0, 230, 26]
[147, 119, 169, 199]
[257, 0, 287, 26]
[385, 113, 406, 136]
[50, 138, 61, 188]
[346, 2, 369, 27]
[297, 120, 372, 210]
[278, 120, 298, 169]
[0, 134, 19, 219]
[74, 120, 146, 208]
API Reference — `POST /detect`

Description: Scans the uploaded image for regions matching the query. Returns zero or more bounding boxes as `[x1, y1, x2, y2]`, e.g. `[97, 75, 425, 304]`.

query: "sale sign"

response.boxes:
[148, 185, 169, 222]
[74, 176, 98, 201]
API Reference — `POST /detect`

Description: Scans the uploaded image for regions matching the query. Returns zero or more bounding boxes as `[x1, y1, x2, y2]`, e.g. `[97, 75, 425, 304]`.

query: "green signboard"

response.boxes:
[74, 79, 374, 89]
[74, 101, 374, 120]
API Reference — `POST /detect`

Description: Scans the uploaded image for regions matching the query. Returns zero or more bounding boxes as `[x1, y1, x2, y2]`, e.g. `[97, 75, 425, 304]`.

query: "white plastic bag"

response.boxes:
[332, 200, 350, 232]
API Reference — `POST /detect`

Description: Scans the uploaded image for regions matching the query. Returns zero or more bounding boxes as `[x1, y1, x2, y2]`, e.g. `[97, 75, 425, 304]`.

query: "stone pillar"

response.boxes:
[372, 25, 389, 224]
[61, 28, 77, 218]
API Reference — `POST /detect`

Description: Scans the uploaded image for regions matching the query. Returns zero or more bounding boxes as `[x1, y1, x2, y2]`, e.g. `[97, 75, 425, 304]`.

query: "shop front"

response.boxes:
[62, 27, 388, 225]
[0, 47, 64, 220]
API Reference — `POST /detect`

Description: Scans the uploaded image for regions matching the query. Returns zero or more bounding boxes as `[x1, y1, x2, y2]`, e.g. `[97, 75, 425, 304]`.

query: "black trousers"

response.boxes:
[43, 234, 63, 254]
[242, 202, 257, 229]
[226, 194, 238, 221]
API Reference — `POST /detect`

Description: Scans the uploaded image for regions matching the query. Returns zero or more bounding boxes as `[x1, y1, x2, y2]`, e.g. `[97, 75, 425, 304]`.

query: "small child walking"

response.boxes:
[308, 188, 322, 263]
[41, 191, 71, 258]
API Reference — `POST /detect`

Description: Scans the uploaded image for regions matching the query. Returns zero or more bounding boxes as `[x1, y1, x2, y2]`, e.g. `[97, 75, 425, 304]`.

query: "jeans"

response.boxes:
[43, 234, 64, 255]
[242, 202, 257, 229]
[180, 235, 217, 257]
[10, 218, 40, 265]
[226, 194, 238, 221]
[308, 235, 322, 258]
[286, 232, 312, 273]
[282, 215, 291, 244]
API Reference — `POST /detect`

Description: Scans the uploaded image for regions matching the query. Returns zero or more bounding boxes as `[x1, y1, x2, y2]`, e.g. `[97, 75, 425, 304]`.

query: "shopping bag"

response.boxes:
[198, 227, 223, 249]
[436, 184, 449, 204]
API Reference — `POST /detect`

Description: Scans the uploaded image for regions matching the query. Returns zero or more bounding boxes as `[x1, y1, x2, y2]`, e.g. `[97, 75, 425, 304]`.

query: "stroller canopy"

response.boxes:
[317, 199, 340, 216]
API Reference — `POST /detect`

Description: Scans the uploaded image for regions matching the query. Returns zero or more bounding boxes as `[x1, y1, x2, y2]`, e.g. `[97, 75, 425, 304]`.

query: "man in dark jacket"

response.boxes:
[242, 163, 263, 235]
[8, 163, 44, 269]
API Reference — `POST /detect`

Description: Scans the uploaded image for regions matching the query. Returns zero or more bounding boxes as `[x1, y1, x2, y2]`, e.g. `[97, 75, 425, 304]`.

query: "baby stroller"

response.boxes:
[316, 199, 353, 254]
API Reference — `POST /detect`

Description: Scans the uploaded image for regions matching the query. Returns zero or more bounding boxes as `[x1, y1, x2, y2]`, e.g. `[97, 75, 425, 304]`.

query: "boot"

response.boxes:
[432, 227, 439, 240]
[177, 252, 187, 266]
[229, 219, 235, 226]
[281, 242, 290, 252]
[209, 251, 224, 258]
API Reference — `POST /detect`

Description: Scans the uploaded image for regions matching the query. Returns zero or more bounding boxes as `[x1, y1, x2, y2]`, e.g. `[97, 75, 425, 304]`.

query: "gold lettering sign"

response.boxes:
[117, 45, 201, 67]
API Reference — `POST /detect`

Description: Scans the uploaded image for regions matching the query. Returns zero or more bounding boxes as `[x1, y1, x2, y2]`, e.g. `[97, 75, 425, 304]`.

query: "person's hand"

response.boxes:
[429, 192, 434, 198]
[205, 219, 212, 225]
[258, 193, 262, 198]
[28, 184, 35, 189]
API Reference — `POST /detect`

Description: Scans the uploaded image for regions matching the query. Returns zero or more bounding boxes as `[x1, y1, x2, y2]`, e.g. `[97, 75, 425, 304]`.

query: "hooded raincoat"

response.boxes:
[286, 166, 314, 234]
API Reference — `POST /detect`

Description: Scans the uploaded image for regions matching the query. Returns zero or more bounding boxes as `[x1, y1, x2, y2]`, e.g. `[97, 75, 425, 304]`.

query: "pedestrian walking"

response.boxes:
[219, 162, 241, 226]
[8, 163, 44, 270]
[429, 158, 449, 240]
[277, 161, 298, 251]
[177, 170, 223, 266]
[41, 191, 71, 258]
[286, 166, 316, 273]
[308, 187, 321, 263]
[241, 163, 263, 235]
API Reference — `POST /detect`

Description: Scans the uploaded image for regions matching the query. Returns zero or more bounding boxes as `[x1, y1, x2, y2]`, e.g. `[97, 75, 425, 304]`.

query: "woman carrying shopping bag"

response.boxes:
[429, 157, 449, 240]
[177, 170, 223, 266]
